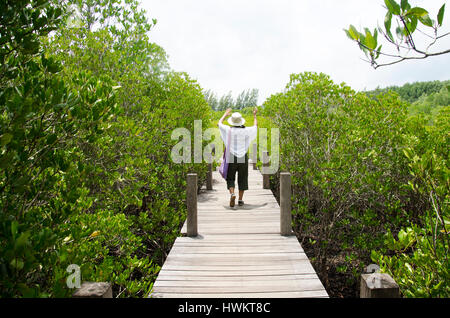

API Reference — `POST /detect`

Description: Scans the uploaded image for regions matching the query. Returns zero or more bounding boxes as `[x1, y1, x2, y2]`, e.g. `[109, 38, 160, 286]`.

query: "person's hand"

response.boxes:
[253, 107, 258, 115]
[225, 108, 232, 116]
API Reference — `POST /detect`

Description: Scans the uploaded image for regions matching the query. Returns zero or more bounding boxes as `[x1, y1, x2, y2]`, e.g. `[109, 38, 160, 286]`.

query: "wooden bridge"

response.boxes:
[149, 161, 328, 298]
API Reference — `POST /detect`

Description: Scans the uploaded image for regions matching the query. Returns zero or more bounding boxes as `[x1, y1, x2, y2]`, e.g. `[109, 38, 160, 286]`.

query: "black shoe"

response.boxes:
[238, 200, 244, 206]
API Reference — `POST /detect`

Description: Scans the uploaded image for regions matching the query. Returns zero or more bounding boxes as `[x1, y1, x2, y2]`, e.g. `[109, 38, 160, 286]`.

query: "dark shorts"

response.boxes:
[226, 153, 248, 190]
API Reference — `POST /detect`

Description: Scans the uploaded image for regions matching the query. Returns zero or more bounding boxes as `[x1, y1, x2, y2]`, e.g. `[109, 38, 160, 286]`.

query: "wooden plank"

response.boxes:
[182, 223, 280, 234]
[195, 212, 279, 216]
[193, 219, 279, 223]
[196, 214, 279, 217]
[172, 241, 302, 247]
[164, 256, 309, 263]
[169, 247, 305, 254]
[153, 277, 322, 292]
[196, 206, 279, 210]
[159, 262, 316, 272]
[175, 234, 298, 241]
[155, 273, 319, 281]
[196, 218, 278, 222]
[153, 278, 325, 290]
[196, 210, 279, 214]
[150, 283, 325, 293]
[191, 225, 279, 230]
[150, 290, 328, 298]
[194, 215, 279, 219]
[179, 230, 281, 235]
[157, 268, 317, 277]
[196, 211, 279, 215]
[168, 252, 304, 258]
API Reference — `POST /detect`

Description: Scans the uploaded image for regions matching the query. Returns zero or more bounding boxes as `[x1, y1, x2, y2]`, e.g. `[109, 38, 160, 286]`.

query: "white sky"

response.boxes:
[142, 0, 450, 104]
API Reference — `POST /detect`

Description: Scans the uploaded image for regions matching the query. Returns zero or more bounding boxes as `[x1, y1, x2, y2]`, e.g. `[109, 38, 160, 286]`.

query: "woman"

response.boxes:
[218, 107, 258, 207]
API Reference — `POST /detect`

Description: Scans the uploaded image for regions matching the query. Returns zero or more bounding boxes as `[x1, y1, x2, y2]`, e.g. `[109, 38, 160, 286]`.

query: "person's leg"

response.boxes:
[238, 190, 245, 206]
[226, 159, 237, 192]
[226, 154, 238, 207]
[237, 154, 249, 206]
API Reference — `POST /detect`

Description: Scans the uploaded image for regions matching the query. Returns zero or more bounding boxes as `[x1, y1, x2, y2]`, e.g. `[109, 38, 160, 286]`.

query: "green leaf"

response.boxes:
[11, 221, 19, 240]
[385, 0, 401, 15]
[376, 45, 382, 59]
[396, 26, 405, 39]
[347, 25, 359, 41]
[401, 0, 410, 12]
[402, 148, 414, 159]
[406, 16, 418, 34]
[46, 133, 57, 145]
[419, 15, 434, 27]
[0, 152, 14, 169]
[418, 14, 434, 27]
[370, 250, 381, 262]
[406, 7, 429, 18]
[13, 176, 30, 192]
[405, 262, 413, 274]
[364, 29, 377, 50]
[344, 29, 354, 40]
[384, 12, 394, 42]
[0, 133, 13, 146]
[398, 229, 407, 243]
[15, 231, 31, 250]
[10, 258, 24, 270]
[438, 4, 445, 26]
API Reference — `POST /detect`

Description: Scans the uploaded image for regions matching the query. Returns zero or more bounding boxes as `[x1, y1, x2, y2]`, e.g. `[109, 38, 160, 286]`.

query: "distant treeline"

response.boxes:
[204, 89, 259, 111]
[365, 79, 450, 104]
[365, 80, 450, 117]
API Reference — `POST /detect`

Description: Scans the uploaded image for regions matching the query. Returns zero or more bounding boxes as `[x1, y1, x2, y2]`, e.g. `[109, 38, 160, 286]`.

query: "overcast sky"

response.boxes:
[142, 0, 450, 104]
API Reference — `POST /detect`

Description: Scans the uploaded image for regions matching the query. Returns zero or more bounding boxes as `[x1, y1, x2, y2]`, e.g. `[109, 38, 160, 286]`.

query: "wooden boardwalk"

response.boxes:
[149, 164, 328, 298]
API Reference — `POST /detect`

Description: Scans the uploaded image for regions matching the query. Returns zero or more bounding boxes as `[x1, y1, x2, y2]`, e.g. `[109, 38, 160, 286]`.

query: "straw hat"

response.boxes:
[227, 112, 246, 126]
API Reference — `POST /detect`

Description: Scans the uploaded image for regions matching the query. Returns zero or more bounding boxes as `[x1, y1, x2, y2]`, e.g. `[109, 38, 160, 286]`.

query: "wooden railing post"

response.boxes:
[360, 273, 400, 298]
[262, 151, 270, 189]
[252, 143, 257, 170]
[206, 163, 213, 191]
[280, 172, 292, 236]
[206, 144, 215, 190]
[72, 282, 112, 298]
[187, 173, 198, 237]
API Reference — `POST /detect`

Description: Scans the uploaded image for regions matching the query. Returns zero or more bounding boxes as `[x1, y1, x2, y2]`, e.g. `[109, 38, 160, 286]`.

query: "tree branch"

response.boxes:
[354, 35, 450, 69]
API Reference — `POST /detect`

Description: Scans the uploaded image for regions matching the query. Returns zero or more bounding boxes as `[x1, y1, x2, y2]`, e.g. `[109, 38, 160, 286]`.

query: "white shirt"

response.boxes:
[219, 123, 257, 158]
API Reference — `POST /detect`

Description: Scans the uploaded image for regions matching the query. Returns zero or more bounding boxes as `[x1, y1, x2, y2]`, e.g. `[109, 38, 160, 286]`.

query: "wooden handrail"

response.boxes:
[280, 172, 292, 236]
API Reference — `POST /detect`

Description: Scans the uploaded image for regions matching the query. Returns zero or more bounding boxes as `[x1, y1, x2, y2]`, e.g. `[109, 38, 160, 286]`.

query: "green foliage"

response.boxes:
[372, 107, 449, 297]
[0, 44, 118, 298]
[344, 0, 448, 68]
[0, 0, 64, 64]
[1, 0, 211, 298]
[408, 86, 450, 117]
[263, 72, 448, 296]
[365, 80, 449, 104]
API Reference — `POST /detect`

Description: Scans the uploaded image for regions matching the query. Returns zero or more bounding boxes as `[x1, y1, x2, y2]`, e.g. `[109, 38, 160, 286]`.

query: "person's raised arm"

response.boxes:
[218, 108, 232, 126]
[253, 107, 258, 126]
